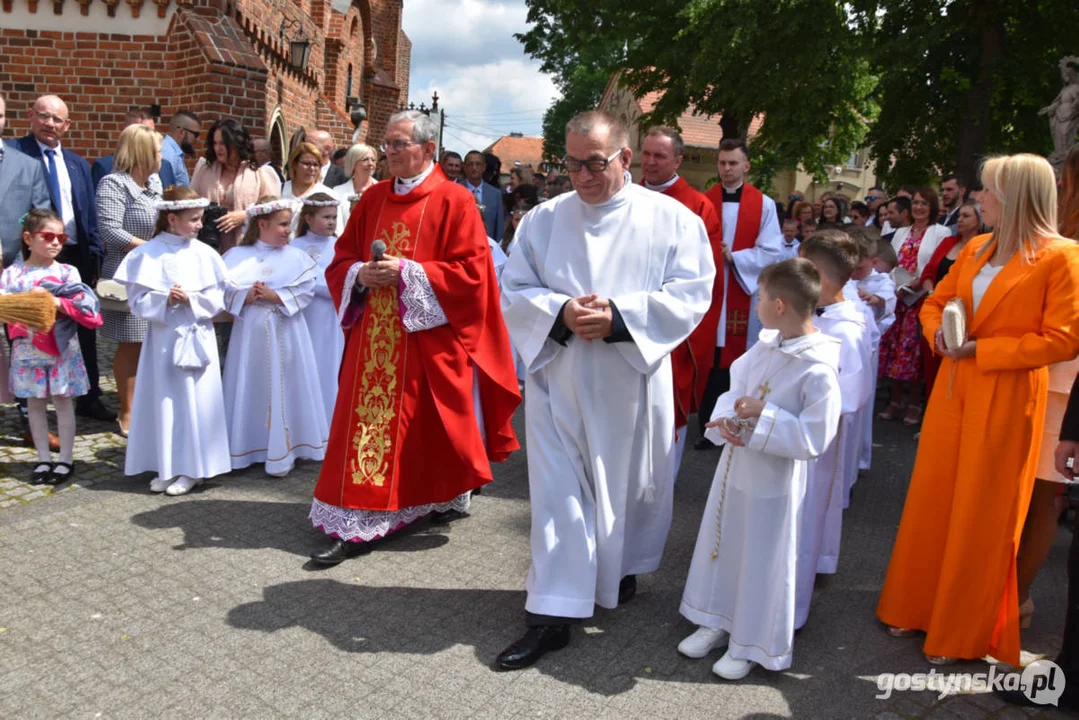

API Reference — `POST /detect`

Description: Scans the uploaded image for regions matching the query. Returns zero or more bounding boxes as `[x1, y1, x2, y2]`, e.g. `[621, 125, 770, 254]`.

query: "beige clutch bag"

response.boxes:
[94, 279, 129, 313]
[941, 297, 967, 350]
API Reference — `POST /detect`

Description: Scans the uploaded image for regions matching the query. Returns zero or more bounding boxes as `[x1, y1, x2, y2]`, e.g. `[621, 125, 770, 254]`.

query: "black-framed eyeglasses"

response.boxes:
[380, 139, 419, 154]
[562, 149, 623, 173]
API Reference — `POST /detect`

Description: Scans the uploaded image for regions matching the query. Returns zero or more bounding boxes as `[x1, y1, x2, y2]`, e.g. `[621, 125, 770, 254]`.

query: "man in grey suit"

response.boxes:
[0, 93, 59, 450]
[0, 93, 52, 265]
[461, 150, 505, 241]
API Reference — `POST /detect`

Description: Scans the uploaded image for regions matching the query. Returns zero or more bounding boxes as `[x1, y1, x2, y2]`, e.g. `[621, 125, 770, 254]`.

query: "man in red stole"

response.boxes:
[308, 110, 521, 566]
[639, 126, 724, 475]
[695, 137, 785, 449]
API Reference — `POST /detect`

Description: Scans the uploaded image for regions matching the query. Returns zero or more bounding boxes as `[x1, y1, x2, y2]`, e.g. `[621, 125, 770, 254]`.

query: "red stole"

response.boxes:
[705, 183, 764, 368]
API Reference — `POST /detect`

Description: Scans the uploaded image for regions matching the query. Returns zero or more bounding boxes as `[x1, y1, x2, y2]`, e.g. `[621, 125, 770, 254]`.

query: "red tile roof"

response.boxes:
[636, 91, 764, 148]
[485, 135, 545, 170]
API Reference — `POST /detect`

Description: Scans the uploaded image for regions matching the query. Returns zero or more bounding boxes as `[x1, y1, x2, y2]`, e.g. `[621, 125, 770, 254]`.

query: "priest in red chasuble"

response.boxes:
[639, 126, 724, 477]
[308, 110, 521, 566]
[695, 137, 785, 449]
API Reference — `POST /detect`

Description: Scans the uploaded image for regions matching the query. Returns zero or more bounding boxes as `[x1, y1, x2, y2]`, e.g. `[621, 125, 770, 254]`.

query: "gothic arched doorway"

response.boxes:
[269, 109, 287, 170]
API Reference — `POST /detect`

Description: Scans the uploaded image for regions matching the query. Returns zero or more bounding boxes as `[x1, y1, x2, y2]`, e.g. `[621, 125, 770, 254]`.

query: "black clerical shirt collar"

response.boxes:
[721, 182, 744, 203]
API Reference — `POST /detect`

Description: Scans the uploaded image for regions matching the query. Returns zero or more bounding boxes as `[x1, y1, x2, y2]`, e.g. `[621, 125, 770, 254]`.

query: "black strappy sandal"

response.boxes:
[30, 462, 54, 484]
[48, 462, 74, 486]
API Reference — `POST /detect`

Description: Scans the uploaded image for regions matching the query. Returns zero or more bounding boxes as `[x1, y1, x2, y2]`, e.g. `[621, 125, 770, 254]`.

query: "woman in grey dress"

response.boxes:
[95, 125, 162, 436]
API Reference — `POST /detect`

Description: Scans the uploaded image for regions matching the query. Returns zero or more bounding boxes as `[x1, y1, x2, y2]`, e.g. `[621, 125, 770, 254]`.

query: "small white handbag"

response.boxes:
[941, 297, 967, 351]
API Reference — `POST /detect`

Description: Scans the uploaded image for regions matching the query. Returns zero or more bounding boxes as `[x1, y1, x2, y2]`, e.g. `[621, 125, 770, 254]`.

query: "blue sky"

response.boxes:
[401, 0, 559, 154]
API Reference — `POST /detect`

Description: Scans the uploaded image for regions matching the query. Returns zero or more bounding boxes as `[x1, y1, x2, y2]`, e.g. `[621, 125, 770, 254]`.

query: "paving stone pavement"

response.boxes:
[0, 348, 1074, 718]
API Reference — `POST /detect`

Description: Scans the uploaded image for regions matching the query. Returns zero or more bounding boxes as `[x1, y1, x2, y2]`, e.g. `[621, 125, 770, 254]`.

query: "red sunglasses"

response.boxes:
[34, 231, 69, 243]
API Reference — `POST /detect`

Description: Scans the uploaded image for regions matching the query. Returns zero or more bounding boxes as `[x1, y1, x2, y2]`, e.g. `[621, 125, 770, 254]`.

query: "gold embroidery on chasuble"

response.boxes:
[349, 203, 428, 487]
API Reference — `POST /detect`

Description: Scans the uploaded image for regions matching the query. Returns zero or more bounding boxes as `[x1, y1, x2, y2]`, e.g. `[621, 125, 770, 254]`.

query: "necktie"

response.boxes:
[43, 148, 62, 210]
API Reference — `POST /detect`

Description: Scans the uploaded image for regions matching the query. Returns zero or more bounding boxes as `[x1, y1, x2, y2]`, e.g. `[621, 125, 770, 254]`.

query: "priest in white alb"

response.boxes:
[495, 111, 715, 671]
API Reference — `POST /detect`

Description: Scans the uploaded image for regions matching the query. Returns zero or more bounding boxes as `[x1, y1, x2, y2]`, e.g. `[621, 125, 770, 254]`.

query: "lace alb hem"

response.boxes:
[309, 493, 471, 542]
[399, 260, 448, 332]
[338, 261, 365, 327]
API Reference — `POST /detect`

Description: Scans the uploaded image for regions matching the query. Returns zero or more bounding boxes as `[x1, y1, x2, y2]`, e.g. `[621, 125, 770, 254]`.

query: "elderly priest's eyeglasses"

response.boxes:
[562, 149, 623, 173]
[380, 139, 419, 154]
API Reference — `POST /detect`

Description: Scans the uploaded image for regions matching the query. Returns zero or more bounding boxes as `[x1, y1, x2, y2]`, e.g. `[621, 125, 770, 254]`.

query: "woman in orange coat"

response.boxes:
[877, 153, 1079, 665]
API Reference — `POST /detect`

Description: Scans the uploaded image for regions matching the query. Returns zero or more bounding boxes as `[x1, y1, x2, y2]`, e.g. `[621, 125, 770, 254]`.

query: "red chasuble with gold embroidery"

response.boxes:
[314, 167, 521, 512]
[661, 178, 725, 427]
[704, 183, 764, 368]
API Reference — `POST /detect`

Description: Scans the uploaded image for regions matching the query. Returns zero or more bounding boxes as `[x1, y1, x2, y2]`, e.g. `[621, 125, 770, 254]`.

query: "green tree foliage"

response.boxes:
[517, 0, 878, 189]
[520, 0, 1079, 191]
[853, 0, 1077, 188]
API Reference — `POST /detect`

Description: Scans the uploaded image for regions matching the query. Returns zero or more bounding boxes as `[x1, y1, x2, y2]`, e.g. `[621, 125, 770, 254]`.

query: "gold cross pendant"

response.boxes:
[758, 381, 772, 399]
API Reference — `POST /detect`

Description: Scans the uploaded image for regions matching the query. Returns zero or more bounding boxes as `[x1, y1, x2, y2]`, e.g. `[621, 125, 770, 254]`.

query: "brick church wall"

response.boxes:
[0, 0, 408, 163]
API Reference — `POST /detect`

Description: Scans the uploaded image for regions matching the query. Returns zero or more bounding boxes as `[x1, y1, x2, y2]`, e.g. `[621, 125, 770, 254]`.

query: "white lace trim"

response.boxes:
[338, 261, 364, 326]
[400, 260, 448, 332]
[309, 493, 471, 542]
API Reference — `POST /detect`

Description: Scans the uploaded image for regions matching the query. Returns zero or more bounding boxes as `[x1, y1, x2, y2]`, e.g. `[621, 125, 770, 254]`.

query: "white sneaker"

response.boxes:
[149, 476, 173, 493]
[712, 650, 755, 680]
[677, 627, 729, 658]
[165, 476, 203, 496]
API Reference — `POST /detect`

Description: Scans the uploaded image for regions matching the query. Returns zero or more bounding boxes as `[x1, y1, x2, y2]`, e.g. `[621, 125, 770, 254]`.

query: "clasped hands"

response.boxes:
[243, 282, 282, 306]
[359, 255, 401, 289]
[934, 328, 976, 360]
[703, 396, 765, 446]
[167, 284, 190, 306]
[563, 294, 614, 341]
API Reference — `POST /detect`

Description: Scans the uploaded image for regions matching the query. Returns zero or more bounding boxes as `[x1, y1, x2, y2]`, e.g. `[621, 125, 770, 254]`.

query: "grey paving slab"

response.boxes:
[0, 344, 1074, 718]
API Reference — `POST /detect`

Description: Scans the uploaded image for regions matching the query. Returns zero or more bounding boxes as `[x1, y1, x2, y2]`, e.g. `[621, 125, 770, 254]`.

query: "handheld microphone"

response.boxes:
[371, 239, 387, 262]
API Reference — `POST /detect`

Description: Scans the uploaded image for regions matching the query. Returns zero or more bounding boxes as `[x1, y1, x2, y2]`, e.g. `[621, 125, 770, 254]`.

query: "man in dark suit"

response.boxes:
[0, 92, 60, 449]
[16, 94, 114, 421]
[460, 150, 505, 241]
[997, 374, 1079, 711]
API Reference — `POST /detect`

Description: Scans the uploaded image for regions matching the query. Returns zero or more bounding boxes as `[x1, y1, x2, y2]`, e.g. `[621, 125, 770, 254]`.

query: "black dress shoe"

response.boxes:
[76, 398, 117, 421]
[429, 508, 469, 524]
[619, 575, 637, 604]
[309, 539, 372, 566]
[48, 461, 74, 486]
[694, 437, 717, 450]
[495, 625, 570, 671]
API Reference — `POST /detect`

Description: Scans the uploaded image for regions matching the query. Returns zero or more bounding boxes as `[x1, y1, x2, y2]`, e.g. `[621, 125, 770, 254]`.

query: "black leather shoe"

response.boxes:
[694, 437, 716, 450]
[309, 539, 372, 566]
[495, 625, 570, 671]
[619, 575, 637, 604]
[429, 508, 469, 524]
[76, 398, 117, 421]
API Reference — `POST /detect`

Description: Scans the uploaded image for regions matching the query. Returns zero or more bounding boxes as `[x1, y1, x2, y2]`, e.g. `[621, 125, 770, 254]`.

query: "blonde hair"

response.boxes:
[343, 143, 377, 179]
[288, 141, 323, 172]
[977, 154, 1063, 261]
[114, 124, 161, 177]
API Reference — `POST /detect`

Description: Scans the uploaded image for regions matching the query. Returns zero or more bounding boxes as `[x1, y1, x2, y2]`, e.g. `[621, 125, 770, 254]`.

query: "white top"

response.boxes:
[38, 140, 76, 242]
[972, 261, 1005, 315]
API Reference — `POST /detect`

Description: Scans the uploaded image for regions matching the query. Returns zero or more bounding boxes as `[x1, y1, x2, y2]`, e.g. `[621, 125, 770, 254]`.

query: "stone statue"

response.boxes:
[1041, 56, 1079, 166]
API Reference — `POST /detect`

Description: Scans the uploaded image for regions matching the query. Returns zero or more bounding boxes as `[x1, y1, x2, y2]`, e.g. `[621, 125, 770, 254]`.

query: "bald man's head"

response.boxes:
[308, 130, 334, 167]
[29, 95, 71, 148]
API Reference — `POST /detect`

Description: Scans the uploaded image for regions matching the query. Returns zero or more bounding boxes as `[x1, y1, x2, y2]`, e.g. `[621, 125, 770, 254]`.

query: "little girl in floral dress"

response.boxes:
[0, 209, 103, 485]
